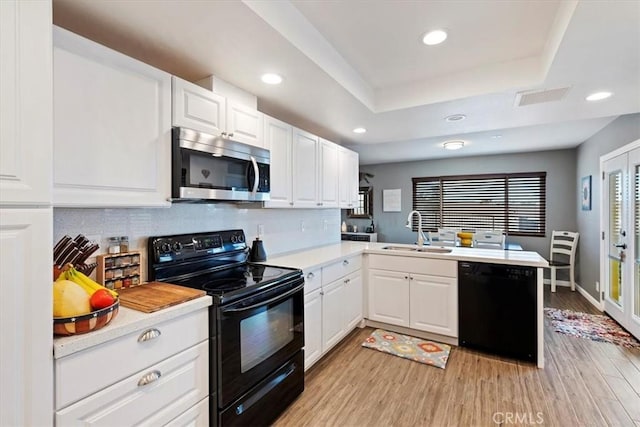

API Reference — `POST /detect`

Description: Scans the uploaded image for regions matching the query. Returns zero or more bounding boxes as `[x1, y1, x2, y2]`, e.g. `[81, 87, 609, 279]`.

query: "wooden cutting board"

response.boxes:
[117, 282, 206, 313]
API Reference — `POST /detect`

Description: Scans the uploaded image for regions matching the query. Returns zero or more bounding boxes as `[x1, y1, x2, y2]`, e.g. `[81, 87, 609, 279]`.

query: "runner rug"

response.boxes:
[361, 329, 451, 369]
[544, 308, 640, 348]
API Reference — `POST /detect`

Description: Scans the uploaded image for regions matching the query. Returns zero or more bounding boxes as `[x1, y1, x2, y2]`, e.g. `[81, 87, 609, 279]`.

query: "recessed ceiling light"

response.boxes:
[261, 73, 283, 85]
[443, 140, 465, 150]
[353, 127, 367, 134]
[586, 91, 613, 101]
[445, 114, 466, 122]
[422, 30, 447, 46]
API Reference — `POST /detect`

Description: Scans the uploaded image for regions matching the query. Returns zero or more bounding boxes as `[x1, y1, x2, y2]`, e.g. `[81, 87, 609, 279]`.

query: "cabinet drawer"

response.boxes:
[368, 254, 456, 277]
[56, 341, 208, 426]
[55, 308, 208, 409]
[322, 256, 362, 285]
[166, 397, 209, 427]
[303, 267, 322, 294]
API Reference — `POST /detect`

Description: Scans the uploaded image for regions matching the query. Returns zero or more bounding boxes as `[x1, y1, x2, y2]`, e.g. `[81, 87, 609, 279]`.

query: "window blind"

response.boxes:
[412, 172, 547, 237]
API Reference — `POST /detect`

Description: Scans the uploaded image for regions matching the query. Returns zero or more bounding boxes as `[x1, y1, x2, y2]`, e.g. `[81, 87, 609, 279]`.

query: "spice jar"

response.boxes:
[120, 236, 129, 253]
[108, 237, 120, 254]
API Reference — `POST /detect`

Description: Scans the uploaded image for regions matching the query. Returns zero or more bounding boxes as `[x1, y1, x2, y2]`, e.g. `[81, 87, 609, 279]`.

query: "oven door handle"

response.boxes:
[222, 283, 304, 313]
[250, 156, 259, 193]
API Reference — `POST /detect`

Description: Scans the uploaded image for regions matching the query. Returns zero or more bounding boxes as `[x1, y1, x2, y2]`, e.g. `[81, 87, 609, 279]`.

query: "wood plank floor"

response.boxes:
[275, 287, 640, 427]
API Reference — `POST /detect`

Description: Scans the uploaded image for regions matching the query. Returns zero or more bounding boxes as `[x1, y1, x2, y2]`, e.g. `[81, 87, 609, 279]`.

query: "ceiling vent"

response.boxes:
[514, 87, 571, 107]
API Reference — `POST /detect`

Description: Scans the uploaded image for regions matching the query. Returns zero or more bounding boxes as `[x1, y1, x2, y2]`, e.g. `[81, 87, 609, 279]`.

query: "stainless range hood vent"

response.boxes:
[514, 87, 571, 107]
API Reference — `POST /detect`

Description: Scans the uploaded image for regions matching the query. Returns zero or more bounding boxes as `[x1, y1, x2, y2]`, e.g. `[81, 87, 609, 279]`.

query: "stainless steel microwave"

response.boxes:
[172, 127, 270, 202]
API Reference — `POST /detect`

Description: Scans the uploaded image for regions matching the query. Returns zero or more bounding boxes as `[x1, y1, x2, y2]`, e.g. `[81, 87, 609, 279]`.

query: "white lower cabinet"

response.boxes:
[409, 273, 458, 337]
[367, 255, 458, 338]
[303, 288, 323, 369]
[321, 278, 346, 352]
[367, 269, 410, 327]
[165, 397, 209, 427]
[303, 256, 362, 371]
[55, 341, 208, 426]
[55, 308, 209, 426]
[344, 272, 363, 331]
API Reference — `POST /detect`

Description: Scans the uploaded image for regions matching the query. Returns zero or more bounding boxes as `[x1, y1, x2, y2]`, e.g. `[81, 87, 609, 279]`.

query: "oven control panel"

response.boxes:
[148, 229, 247, 264]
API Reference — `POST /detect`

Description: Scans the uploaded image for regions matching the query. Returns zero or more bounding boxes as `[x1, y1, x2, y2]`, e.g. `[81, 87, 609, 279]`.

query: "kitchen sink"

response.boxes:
[381, 245, 452, 254]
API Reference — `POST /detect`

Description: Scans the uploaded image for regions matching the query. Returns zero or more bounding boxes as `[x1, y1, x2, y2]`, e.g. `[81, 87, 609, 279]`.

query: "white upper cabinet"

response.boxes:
[173, 76, 263, 148]
[264, 115, 293, 208]
[292, 127, 319, 208]
[339, 147, 359, 209]
[172, 76, 225, 135]
[226, 100, 264, 148]
[319, 138, 339, 208]
[0, 0, 52, 206]
[53, 26, 171, 207]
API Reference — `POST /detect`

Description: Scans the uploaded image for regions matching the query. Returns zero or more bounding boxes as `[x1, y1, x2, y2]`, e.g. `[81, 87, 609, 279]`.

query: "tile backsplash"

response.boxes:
[54, 204, 341, 281]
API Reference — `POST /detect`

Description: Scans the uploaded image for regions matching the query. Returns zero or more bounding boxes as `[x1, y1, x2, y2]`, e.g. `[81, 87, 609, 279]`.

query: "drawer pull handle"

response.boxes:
[307, 272, 315, 280]
[343, 260, 349, 266]
[138, 328, 162, 343]
[137, 370, 161, 387]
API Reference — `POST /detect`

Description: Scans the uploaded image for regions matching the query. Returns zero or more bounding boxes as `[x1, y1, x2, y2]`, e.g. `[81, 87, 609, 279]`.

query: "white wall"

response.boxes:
[54, 204, 341, 281]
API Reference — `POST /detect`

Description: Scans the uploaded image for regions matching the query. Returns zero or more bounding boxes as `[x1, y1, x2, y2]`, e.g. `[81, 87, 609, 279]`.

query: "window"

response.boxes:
[412, 172, 546, 237]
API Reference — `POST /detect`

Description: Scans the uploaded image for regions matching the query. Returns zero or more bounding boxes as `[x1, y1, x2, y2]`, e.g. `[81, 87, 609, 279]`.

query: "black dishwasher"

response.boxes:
[458, 262, 537, 363]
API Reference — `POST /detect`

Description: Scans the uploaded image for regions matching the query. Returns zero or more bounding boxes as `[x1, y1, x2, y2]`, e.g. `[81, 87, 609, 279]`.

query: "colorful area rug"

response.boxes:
[544, 308, 640, 348]
[362, 329, 451, 369]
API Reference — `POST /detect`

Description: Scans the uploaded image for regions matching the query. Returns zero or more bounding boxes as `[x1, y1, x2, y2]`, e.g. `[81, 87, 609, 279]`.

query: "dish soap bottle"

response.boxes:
[341, 221, 347, 232]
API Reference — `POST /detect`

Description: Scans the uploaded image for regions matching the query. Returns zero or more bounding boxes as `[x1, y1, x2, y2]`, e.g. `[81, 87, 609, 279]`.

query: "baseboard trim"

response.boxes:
[543, 279, 604, 311]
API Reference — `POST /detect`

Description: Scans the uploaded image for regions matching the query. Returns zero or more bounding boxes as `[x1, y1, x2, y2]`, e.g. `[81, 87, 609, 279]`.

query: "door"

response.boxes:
[319, 138, 339, 207]
[226, 100, 264, 148]
[303, 288, 323, 370]
[602, 143, 640, 339]
[53, 26, 171, 207]
[344, 272, 363, 331]
[217, 280, 304, 407]
[409, 273, 458, 337]
[172, 75, 226, 135]
[264, 115, 293, 208]
[292, 128, 319, 208]
[367, 269, 410, 327]
[321, 278, 346, 352]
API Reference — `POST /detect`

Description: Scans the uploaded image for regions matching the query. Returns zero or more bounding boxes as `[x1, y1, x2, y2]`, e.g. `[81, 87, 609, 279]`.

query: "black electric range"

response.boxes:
[147, 230, 305, 427]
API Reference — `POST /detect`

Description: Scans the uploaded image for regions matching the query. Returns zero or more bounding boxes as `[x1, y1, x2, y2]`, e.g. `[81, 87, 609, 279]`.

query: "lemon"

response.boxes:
[53, 280, 91, 317]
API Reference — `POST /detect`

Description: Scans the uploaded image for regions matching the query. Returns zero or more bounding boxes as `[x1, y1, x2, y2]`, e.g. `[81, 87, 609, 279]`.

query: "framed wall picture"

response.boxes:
[581, 175, 592, 211]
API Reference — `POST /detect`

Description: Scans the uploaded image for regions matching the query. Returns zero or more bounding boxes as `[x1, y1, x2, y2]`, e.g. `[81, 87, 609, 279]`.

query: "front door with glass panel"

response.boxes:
[602, 143, 640, 339]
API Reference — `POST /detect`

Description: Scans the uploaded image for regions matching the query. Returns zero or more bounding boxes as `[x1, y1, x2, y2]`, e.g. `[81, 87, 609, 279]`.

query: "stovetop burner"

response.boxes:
[148, 229, 302, 305]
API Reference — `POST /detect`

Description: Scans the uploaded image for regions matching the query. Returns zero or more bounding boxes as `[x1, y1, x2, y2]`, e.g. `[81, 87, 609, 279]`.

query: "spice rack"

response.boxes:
[96, 251, 141, 290]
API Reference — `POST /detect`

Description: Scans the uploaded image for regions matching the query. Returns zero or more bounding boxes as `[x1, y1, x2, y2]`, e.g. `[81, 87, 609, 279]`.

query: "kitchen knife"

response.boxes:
[53, 236, 72, 261]
[60, 247, 80, 266]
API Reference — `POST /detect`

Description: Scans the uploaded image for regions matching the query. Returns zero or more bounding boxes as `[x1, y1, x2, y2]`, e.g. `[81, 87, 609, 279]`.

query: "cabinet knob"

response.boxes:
[404, 275, 409, 280]
[228, 132, 234, 138]
[320, 291, 324, 296]
[138, 328, 162, 343]
[221, 132, 228, 137]
[137, 370, 162, 387]
[345, 278, 350, 284]
[343, 260, 349, 266]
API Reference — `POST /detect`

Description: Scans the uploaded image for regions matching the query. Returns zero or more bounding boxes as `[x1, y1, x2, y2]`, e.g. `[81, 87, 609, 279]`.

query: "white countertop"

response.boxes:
[266, 242, 548, 270]
[53, 295, 212, 359]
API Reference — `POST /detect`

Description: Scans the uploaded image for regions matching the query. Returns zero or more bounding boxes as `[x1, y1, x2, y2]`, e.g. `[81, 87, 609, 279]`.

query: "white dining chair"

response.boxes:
[433, 228, 458, 247]
[474, 230, 505, 249]
[546, 231, 579, 292]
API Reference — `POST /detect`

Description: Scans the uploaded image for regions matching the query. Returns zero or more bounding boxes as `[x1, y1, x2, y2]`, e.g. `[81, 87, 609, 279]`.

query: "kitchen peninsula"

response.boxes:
[265, 241, 548, 369]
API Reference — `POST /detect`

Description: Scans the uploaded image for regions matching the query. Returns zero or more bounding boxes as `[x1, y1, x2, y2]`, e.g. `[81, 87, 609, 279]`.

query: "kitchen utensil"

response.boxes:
[249, 238, 267, 262]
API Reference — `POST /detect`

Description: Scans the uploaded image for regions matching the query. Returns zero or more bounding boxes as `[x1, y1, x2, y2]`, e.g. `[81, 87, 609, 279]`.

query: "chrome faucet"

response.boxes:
[406, 210, 429, 246]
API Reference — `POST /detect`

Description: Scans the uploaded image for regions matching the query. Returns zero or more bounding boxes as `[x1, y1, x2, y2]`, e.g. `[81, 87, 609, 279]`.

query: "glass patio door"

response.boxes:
[602, 146, 640, 339]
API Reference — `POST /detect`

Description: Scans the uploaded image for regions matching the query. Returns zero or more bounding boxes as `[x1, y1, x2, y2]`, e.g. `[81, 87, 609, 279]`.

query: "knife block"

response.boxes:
[96, 251, 142, 290]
